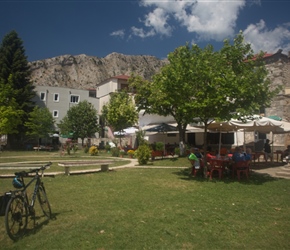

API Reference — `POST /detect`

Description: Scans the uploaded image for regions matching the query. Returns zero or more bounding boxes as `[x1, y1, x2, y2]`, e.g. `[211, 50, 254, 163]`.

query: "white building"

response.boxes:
[33, 75, 243, 149]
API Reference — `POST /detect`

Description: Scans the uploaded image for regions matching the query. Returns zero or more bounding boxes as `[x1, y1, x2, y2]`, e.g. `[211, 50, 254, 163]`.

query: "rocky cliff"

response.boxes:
[29, 53, 167, 89]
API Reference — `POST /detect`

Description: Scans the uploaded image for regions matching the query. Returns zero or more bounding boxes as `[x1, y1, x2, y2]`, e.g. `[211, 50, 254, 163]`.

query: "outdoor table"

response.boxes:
[252, 152, 264, 165]
[273, 151, 282, 162]
[208, 158, 230, 179]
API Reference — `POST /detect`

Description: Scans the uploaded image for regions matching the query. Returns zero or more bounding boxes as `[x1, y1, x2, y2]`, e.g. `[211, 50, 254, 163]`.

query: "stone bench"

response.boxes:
[33, 146, 53, 151]
[57, 161, 114, 175]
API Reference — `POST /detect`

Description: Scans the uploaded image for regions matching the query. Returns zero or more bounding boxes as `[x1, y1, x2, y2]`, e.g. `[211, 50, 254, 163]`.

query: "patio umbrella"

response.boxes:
[145, 123, 178, 155]
[145, 123, 178, 133]
[114, 127, 139, 136]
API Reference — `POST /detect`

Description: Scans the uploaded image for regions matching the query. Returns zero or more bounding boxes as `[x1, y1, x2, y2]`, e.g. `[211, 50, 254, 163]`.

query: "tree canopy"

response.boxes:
[0, 30, 35, 147]
[101, 91, 138, 133]
[24, 106, 55, 146]
[129, 32, 280, 157]
[58, 100, 100, 145]
[0, 77, 23, 135]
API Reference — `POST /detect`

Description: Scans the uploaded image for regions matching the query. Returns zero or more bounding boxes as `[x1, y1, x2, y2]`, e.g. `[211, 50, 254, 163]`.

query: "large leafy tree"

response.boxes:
[25, 106, 55, 147]
[0, 30, 35, 147]
[101, 91, 138, 146]
[129, 32, 279, 159]
[0, 77, 23, 135]
[58, 100, 100, 146]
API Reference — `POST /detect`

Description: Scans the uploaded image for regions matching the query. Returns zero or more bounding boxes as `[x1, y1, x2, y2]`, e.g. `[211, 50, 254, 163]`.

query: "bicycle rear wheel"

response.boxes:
[37, 185, 51, 218]
[5, 195, 28, 241]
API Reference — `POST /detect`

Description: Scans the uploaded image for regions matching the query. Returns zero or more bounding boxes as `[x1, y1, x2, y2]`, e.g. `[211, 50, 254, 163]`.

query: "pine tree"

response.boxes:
[0, 30, 36, 148]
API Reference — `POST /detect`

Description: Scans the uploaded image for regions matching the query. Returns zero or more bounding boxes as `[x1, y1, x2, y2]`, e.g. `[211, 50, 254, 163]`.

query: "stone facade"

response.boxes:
[244, 50, 290, 150]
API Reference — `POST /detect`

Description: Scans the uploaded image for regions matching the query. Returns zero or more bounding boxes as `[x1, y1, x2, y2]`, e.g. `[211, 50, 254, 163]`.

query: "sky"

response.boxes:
[1, 0, 290, 62]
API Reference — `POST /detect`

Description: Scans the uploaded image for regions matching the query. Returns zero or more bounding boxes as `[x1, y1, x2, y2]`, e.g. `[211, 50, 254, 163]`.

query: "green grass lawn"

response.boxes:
[0, 151, 290, 249]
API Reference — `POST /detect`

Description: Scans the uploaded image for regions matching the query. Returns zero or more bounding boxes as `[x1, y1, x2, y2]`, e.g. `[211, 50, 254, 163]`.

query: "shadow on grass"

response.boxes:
[173, 168, 280, 185]
[19, 212, 59, 240]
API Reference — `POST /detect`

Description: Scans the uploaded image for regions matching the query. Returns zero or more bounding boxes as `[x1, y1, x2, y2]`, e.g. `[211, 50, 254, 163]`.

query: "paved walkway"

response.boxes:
[1, 157, 290, 179]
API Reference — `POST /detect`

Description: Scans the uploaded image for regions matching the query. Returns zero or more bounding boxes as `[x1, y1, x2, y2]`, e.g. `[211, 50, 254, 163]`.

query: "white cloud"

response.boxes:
[244, 20, 290, 54]
[110, 29, 125, 39]
[131, 0, 246, 41]
[144, 8, 173, 36]
[131, 26, 155, 38]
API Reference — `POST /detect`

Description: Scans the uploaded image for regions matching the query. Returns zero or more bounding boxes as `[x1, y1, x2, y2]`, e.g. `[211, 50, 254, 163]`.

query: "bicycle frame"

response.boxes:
[5, 162, 52, 241]
[12, 162, 51, 214]
[18, 173, 42, 214]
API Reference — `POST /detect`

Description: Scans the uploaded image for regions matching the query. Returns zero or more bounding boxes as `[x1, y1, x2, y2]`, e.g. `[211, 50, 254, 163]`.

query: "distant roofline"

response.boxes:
[97, 74, 130, 86]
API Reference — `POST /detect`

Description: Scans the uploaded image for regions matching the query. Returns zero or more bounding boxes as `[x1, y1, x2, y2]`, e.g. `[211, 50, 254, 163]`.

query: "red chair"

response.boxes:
[234, 161, 250, 181]
[189, 159, 204, 177]
[208, 159, 224, 180]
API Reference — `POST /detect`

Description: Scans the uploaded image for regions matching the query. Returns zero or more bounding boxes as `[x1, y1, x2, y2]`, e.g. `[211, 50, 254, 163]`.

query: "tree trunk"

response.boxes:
[203, 124, 209, 178]
[177, 123, 187, 156]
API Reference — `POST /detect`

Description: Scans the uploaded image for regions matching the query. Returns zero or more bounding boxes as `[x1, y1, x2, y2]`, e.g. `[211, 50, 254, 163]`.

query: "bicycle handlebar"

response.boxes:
[15, 162, 52, 177]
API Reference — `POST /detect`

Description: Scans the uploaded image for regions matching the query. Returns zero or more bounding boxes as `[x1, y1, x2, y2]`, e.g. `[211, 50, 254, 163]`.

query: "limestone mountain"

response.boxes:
[29, 52, 167, 89]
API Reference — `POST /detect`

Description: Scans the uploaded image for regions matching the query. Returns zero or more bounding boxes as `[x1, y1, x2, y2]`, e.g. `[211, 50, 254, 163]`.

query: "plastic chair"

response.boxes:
[235, 161, 250, 181]
[189, 159, 204, 177]
[208, 159, 224, 180]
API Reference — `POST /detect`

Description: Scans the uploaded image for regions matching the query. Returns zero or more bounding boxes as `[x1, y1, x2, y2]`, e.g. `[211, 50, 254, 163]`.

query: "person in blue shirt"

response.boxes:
[232, 147, 245, 163]
[244, 148, 252, 161]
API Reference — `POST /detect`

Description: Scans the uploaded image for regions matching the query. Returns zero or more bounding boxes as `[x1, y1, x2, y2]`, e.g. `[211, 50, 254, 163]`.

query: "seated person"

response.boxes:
[220, 147, 228, 156]
[188, 148, 201, 174]
[194, 148, 203, 158]
[244, 148, 252, 161]
[232, 147, 246, 163]
[281, 145, 290, 161]
[206, 152, 214, 161]
[194, 148, 204, 168]
[188, 148, 199, 165]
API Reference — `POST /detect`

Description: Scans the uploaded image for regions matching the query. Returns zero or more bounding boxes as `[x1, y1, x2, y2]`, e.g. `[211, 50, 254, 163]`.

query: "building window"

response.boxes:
[120, 83, 128, 90]
[54, 93, 59, 102]
[70, 95, 80, 103]
[53, 110, 59, 118]
[89, 89, 96, 98]
[40, 92, 46, 101]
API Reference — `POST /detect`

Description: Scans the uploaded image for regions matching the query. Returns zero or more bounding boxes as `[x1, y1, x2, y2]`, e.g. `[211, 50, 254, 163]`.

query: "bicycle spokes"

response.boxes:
[5, 195, 28, 241]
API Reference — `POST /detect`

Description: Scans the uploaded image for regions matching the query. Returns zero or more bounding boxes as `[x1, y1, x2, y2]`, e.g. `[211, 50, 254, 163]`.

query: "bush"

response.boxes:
[84, 144, 89, 153]
[127, 149, 135, 156]
[174, 147, 180, 156]
[89, 145, 99, 156]
[111, 147, 120, 157]
[155, 142, 164, 151]
[105, 143, 111, 152]
[135, 144, 151, 165]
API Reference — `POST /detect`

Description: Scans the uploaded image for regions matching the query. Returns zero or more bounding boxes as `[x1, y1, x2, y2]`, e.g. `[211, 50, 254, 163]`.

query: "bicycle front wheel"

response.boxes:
[5, 195, 28, 241]
[37, 185, 51, 219]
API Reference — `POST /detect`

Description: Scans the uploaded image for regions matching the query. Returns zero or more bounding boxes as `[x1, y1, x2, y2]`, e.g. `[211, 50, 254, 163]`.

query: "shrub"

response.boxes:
[111, 147, 120, 157]
[174, 147, 180, 156]
[72, 144, 78, 154]
[84, 144, 89, 153]
[89, 145, 98, 156]
[135, 144, 151, 165]
[127, 149, 135, 156]
[155, 142, 164, 151]
[105, 143, 111, 152]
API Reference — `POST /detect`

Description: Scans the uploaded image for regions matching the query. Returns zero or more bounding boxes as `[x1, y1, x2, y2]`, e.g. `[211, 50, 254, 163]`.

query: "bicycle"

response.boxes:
[4, 162, 52, 241]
